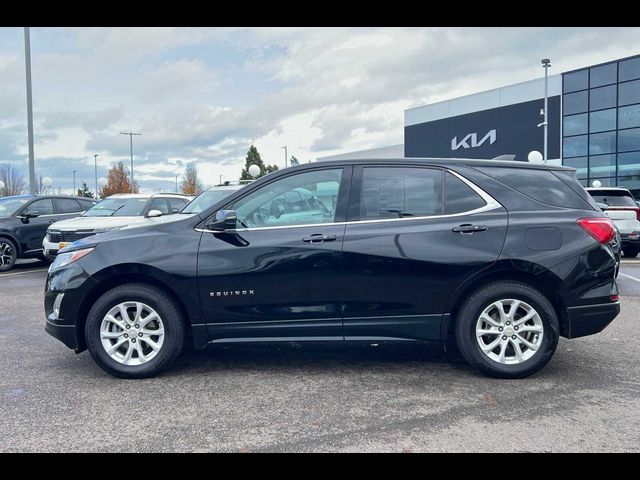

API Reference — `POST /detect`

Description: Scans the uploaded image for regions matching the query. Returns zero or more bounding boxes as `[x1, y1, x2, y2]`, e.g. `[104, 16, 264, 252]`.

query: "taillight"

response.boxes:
[577, 217, 616, 244]
[636, 208, 640, 222]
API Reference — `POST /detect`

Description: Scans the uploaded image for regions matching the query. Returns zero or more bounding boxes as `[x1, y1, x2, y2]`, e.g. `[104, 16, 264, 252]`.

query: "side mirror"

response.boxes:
[205, 209, 237, 231]
[146, 209, 163, 218]
[18, 210, 40, 223]
[596, 202, 609, 211]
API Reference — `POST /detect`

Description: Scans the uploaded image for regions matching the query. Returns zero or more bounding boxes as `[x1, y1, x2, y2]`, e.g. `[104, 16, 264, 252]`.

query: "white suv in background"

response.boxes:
[586, 187, 640, 258]
[42, 193, 192, 260]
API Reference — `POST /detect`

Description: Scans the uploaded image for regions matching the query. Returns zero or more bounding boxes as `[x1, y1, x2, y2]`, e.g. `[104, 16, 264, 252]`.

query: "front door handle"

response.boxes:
[303, 233, 337, 244]
[452, 224, 488, 234]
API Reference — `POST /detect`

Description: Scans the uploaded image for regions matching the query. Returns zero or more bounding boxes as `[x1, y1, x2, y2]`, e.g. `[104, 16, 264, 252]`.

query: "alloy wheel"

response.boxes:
[100, 302, 165, 366]
[475, 299, 544, 365]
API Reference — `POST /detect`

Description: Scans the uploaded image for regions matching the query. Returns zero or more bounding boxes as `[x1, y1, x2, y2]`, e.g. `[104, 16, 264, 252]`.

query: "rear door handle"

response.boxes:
[452, 224, 488, 234]
[303, 233, 337, 243]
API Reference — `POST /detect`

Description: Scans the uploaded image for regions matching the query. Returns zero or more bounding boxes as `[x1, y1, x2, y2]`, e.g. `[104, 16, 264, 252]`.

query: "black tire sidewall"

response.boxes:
[455, 281, 559, 379]
[0, 237, 17, 272]
[622, 247, 639, 258]
[85, 284, 185, 379]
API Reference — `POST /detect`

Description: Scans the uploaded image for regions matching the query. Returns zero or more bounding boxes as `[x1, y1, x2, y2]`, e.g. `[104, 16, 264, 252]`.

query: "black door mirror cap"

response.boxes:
[206, 209, 237, 231]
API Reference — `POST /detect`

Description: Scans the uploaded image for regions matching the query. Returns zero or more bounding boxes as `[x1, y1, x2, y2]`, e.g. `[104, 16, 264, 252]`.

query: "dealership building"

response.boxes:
[319, 53, 640, 197]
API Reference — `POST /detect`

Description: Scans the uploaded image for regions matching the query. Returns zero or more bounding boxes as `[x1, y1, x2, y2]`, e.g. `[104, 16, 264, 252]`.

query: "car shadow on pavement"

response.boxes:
[169, 340, 471, 376]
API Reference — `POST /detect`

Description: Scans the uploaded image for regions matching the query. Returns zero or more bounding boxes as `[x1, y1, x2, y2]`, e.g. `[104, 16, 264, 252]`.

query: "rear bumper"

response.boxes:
[565, 301, 620, 338]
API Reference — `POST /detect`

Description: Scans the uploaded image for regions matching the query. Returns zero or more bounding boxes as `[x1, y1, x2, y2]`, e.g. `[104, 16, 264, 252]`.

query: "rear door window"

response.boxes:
[444, 173, 487, 214]
[54, 198, 82, 213]
[360, 167, 443, 219]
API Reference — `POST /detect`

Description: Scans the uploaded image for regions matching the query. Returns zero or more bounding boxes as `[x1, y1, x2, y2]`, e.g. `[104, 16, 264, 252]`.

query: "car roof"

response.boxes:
[205, 185, 244, 191]
[311, 157, 574, 171]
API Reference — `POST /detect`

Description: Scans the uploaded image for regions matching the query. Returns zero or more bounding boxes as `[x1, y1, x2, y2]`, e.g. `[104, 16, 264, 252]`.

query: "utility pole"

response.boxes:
[72, 170, 76, 195]
[541, 58, 551, 164]
[281, 145, 288, 168]
[120, 131, 141, 192]
[93, 154, 98, 197]
[24, 27, 36, 194]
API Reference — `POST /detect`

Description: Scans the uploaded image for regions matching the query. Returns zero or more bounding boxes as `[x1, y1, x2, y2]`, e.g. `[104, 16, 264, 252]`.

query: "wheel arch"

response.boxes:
[0, 231, 22, 256]
[445, 260, 571, 338]
[75, 264, 205, 351]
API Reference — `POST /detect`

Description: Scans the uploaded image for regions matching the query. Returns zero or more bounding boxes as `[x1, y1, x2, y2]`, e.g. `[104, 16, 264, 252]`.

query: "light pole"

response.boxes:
[120, 131, 141, 192]
[72, 170, 77, 195]
[24, 27, 36, 194]
[219, 174, 223, 185]
[281, 145, 288, 168]
[541, 58, 551, 164]
[175, 172, 180, 193]
[93, 154, 98, 197]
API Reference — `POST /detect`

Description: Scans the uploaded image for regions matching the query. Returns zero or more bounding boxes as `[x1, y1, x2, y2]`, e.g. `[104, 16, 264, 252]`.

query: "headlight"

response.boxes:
[50, 247, 94, 271]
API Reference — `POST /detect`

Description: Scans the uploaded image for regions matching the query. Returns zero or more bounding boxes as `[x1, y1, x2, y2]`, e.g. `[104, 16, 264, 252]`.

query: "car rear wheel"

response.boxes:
[0, 237, 17, 272]
[454, 281, 559, 379]
[85, 283, 186, 378]
[622, 246, 639, 258]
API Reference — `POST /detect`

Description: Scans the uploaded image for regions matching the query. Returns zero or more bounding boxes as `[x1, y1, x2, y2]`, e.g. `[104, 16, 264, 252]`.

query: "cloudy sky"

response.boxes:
[1, 27, 640, 194]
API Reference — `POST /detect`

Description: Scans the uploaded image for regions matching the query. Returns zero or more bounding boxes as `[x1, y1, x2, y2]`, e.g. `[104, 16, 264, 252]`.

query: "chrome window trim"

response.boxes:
[196, 168, 503, 234]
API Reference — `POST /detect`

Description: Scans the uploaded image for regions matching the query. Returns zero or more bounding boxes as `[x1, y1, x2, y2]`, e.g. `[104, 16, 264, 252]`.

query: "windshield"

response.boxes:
[182, 189, 239, 214]
[0, 197, 30, 216]
[589, 191, 638, 207]
[83, 197, 149, 217]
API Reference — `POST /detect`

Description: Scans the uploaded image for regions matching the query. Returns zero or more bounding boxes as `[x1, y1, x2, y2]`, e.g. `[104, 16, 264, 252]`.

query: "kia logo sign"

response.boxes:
[451, 129, 496, 151]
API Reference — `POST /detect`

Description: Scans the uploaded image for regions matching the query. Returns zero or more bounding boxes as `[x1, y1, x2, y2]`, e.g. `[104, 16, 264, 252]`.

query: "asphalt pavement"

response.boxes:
[1, 259, 639, 452]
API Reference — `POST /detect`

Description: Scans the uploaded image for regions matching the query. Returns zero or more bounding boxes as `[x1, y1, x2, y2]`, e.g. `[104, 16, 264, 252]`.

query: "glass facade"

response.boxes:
[562, 55, 640, 198]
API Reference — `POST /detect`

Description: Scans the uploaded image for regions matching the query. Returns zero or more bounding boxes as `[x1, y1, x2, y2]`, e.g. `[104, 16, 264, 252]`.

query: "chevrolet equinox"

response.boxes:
[44, 158, 620, 379]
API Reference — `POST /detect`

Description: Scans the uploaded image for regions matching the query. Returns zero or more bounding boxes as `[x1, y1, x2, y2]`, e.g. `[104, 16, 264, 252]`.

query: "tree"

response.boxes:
[99, 162, 139, 198]
[180, 162, 204, 195]
[77, 182, 94, 198]
[0, 163, 26, 196]
[240, 145, 279, 180]
[290, 156, 299, 166]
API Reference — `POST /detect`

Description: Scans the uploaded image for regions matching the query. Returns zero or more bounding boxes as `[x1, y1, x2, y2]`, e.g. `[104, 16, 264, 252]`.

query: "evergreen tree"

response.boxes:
[290, 156, 299, 166]
[240, 145, 279, 180]
[77, 182, 94, 198]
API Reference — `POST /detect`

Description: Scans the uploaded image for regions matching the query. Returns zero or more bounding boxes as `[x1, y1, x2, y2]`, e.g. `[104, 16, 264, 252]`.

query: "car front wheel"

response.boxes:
[85, 283, 186, 378]
[454, 281, 559, 379]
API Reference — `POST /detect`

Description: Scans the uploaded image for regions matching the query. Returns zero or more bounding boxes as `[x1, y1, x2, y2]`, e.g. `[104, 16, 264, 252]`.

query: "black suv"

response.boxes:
[0, 195, 96, 272]
[44, 159, 620, 379]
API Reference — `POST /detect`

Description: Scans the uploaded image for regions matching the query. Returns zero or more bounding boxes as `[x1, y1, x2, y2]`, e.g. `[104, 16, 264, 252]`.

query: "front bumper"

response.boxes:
[565, 301, 620, 338]
[42, 237, 71, 257]
[45, 318, 79, 350]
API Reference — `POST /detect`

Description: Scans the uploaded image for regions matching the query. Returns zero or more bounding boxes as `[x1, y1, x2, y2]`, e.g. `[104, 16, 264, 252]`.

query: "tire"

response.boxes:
[622, 246, 639, 258]
[0, 237, 17, 273]
[38, 253, 54, 264]
[85, 283, 186, 379]
[454, 281, 559, 379]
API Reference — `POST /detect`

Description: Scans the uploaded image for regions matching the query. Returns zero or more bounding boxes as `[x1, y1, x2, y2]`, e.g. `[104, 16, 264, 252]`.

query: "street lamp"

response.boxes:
[175, 172, 180, 193]
[120, 131, 142, 192]
[541, 58, 551, 164]
[93, 154, 98, 197]
[281, 145, 288, 168]
[24, 27, 36, 194]
[72, 170, 77, 196]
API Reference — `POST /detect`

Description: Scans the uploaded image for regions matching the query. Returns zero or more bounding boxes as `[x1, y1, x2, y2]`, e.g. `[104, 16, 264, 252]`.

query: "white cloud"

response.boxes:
[2, 27, 640, 191]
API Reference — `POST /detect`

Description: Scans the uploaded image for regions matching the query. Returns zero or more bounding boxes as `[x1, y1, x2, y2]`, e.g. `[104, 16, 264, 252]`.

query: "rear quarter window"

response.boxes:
[476, 167, 593, 210]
